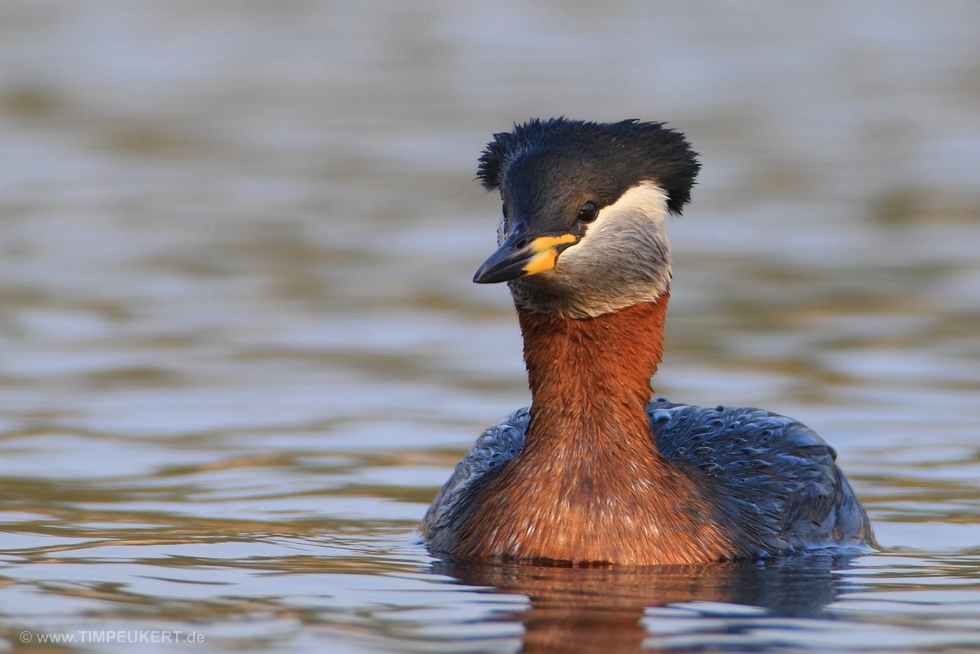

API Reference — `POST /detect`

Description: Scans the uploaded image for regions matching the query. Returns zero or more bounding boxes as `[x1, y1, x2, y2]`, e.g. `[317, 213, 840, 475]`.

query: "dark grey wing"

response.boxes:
[648, 398, 874, 557]
[421, 407, 529, 538]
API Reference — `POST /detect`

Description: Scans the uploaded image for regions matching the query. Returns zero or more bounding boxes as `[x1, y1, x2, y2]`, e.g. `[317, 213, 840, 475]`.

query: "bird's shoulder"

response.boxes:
[648, 398, 871, 554]
[421, 407, 528, 536]
[648, 397, 835, 477]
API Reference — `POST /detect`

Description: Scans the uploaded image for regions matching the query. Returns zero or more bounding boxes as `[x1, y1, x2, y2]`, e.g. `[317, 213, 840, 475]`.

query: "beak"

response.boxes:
[473, 232, 578, 284]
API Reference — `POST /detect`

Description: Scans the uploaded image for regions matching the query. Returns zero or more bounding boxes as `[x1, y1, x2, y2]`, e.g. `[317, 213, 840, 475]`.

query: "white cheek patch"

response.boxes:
[561, 181, 669, 260]
[507, 180, 673, 319]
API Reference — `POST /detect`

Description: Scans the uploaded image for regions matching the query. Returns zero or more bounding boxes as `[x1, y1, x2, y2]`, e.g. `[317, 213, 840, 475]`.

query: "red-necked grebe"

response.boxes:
[422, 118, 873, 565]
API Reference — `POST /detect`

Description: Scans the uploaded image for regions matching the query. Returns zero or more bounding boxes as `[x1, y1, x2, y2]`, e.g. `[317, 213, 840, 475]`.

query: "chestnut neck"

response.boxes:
[516, 290, 669, 455]
[447, 287, 741, 563]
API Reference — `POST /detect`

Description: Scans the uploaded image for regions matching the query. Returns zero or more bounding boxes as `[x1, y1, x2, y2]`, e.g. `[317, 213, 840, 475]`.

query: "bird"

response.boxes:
[421, 118, 874, 565]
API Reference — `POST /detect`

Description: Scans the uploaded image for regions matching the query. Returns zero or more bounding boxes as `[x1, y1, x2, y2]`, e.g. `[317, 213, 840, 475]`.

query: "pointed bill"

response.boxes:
[473, 233, 577, 284]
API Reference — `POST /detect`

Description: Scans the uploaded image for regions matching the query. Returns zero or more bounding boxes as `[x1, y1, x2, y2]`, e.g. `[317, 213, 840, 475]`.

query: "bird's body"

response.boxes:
[422, 118, 873, 565]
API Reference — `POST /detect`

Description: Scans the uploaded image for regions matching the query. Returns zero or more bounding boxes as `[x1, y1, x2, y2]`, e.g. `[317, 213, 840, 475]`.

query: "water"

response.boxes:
[0, 1, 978, 651]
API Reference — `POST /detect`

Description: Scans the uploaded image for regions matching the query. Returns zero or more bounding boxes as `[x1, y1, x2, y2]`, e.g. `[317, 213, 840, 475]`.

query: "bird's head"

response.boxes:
[473, 118, 699, 319]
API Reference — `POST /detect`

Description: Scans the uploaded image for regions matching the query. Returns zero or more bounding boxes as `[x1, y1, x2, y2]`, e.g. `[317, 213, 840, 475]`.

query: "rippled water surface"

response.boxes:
[1, 1, 979, 652]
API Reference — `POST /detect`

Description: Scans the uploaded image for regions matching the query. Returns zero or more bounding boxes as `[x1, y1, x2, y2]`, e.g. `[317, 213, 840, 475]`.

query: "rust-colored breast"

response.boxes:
[449, 441, 739, 565]
[436, 296, 744, 565]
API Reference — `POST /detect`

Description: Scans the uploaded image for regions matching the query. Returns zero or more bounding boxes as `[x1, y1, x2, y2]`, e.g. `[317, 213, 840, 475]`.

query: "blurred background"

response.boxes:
[0, 1, 978, 652]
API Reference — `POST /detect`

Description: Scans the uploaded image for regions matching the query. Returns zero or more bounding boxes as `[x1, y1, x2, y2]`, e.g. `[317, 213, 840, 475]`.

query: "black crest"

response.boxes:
[476, 118, 701, 215]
